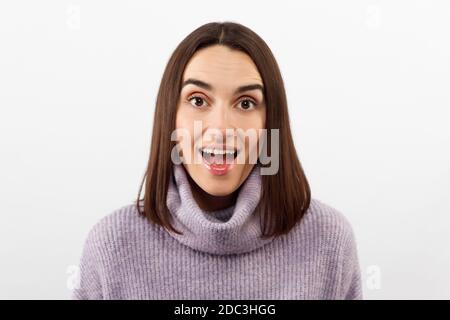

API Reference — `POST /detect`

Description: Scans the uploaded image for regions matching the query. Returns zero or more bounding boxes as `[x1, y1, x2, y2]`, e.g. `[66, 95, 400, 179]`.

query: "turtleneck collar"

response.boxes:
[165, 164, 275, 255]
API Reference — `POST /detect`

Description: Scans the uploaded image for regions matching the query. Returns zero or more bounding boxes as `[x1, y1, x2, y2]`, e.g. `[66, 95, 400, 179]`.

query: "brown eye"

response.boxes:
[188, 96, 208, 108]
[238, 99, 257, 110]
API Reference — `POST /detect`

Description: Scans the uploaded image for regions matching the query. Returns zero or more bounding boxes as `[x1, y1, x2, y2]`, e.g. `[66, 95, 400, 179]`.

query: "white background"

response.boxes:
[0, 0, 449, 299]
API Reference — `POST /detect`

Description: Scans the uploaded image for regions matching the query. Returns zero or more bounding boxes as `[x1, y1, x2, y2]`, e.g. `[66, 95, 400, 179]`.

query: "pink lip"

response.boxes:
[202, 158, 235, 176]
[200, 150, 237, 176]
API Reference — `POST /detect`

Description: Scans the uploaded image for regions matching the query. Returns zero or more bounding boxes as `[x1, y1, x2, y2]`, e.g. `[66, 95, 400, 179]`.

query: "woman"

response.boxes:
[72, 22, 363, 300]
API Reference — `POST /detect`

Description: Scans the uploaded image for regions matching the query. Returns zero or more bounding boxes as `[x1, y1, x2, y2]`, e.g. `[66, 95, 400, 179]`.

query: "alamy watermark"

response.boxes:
[170, 120, 280, 175]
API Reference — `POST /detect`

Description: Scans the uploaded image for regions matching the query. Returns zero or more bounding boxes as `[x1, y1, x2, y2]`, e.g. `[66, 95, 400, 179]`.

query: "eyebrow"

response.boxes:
[182, 78, 264, 95]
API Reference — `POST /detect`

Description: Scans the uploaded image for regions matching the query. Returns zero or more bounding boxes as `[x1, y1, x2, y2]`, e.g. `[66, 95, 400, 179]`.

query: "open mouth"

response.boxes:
[198, 147, 240, 165]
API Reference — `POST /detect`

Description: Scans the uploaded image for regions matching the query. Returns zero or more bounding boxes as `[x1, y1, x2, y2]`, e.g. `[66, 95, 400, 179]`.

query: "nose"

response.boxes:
[204, 103, 235, 143]
[207, 102, 229, 128]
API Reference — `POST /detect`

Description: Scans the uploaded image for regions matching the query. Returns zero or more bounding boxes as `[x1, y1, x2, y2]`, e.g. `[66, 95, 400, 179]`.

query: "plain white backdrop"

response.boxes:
[0, 0, 449, 299]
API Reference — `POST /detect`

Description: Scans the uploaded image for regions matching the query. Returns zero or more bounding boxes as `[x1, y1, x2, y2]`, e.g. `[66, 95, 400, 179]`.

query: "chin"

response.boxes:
[201, 183, 237, 197]
[185, 164, 242, 196]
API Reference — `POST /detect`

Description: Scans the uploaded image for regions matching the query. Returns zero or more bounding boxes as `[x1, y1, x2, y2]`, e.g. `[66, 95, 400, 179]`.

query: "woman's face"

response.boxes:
[175, 44, 266, 196]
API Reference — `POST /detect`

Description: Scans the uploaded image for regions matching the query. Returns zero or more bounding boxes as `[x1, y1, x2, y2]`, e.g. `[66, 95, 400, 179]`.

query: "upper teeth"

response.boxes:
[201, 148, 235, 155]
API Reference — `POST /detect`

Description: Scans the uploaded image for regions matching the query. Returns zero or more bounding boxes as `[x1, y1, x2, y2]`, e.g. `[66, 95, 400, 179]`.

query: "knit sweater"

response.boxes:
[71, 164, 363, 300]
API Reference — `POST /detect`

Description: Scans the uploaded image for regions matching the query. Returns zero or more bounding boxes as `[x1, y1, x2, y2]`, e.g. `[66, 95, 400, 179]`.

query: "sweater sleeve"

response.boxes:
[340, 224, 363, 300]
[71, 224, 104, 300]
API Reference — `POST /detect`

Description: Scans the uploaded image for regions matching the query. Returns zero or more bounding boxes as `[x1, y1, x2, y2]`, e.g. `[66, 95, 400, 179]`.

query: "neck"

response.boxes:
[186, 174, 239, 212]
[166, 163, 274, 255]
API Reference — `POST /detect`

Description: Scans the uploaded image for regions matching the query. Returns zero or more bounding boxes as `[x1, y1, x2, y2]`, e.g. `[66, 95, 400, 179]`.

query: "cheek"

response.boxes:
[176, 106, 194, 132]
[240, 110, 266, 131]
[175, 108, 202, 156]
[175, 110, 191, 152]
[176, 105, 202, 130]
[241, 110, 266, 156]
[257, 107, 267, 128]
[175, 106, 186, 129]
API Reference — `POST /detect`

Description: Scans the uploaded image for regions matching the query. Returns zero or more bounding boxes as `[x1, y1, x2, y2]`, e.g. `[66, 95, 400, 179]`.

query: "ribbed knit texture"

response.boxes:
[72, 164, 363, 300]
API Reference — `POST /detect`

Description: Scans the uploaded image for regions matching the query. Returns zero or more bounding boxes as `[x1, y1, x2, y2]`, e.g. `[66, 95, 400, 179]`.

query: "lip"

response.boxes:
[202, 158, 234, 176]
[197, 144, 240, 176]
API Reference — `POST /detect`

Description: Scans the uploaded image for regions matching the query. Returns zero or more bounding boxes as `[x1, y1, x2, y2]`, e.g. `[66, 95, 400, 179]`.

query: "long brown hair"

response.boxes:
[136, 21, 311, 238]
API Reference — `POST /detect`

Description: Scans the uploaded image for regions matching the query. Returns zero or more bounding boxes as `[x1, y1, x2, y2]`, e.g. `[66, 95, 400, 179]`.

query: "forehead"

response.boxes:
[182, 45, 263, 86]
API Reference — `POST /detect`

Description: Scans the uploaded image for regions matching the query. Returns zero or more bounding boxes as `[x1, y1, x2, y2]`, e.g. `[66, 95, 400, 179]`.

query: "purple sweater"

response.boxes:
[72, 164, 363, 299]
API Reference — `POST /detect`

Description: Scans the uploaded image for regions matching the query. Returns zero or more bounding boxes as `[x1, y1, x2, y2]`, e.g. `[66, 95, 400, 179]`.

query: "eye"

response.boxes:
[187, 95, 208, 108]
[237, 98, 257, 111]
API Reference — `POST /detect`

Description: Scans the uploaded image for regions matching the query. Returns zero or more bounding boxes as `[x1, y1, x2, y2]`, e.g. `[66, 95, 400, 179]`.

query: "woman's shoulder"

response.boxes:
[82, 203, 147, 250]
[298, 198, 363, 299]
[298, 197, 358, 246]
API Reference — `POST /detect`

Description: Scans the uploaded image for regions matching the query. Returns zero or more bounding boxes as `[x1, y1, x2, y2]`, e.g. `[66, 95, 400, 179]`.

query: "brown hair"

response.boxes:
[136, 21, 311, 238]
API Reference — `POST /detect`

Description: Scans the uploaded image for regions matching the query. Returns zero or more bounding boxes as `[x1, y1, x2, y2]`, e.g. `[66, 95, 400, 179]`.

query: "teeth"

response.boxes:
[202, 148, 214, 154]
[201, 148, 236, 155]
